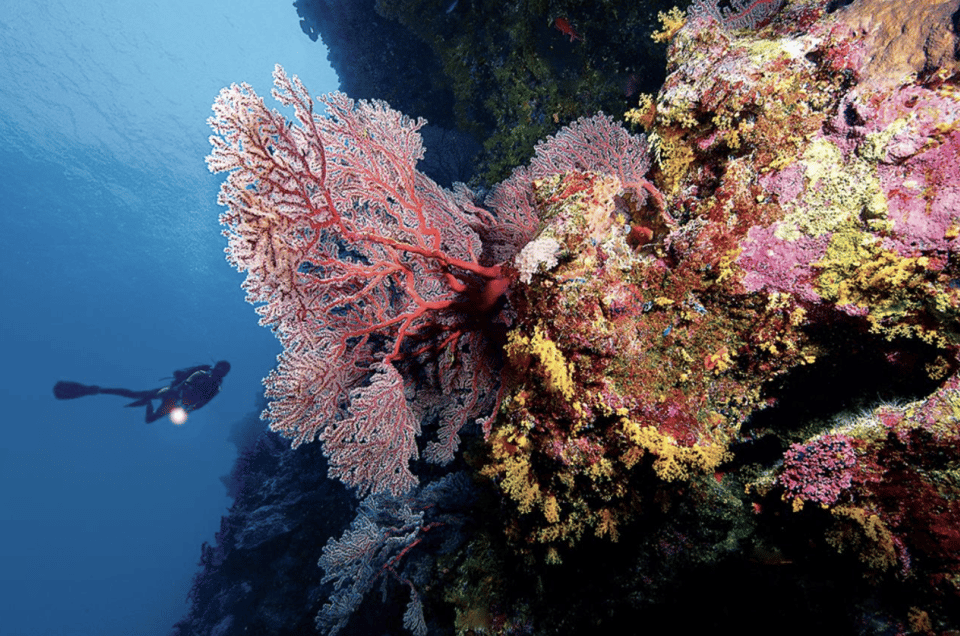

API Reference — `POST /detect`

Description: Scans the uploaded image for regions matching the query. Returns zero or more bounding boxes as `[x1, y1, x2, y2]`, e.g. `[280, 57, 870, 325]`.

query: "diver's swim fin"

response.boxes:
[53, 381, 101, 399]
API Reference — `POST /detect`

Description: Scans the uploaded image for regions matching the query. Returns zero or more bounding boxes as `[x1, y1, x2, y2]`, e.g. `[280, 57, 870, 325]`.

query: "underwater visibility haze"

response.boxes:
[0, 2, 337, 634]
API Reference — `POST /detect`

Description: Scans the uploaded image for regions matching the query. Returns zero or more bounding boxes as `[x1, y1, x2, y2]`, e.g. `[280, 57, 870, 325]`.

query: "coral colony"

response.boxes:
[207, 0, 960, 632]
[208, 69, 528, 496]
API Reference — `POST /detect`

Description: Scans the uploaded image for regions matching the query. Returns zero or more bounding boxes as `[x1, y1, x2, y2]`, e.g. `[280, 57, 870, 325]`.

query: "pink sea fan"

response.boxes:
[208, 65, 516, 496]
[689, 0, 785, 31]
[485, 113, 655, 255]
[527, 112, 650, 186]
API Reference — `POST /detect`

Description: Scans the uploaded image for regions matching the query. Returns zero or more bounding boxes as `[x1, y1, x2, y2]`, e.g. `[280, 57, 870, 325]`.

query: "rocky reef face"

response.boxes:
[475, 0, 960, 629]
[171, 415, 357, 636]
[293, 0, 676, 182]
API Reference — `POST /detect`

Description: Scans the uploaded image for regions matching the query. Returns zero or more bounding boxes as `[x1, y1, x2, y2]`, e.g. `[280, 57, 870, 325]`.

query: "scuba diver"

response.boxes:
[53, 361, 231, 423]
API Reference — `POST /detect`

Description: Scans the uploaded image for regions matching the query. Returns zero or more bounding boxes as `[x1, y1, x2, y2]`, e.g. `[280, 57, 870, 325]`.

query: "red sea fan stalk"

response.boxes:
[207, 65, 518, 496]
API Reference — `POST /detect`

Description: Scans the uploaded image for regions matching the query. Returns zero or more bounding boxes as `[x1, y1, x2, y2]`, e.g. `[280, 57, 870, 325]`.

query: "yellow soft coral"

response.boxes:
[625, 93, 656, 130]
[651, 6, 686, 44]
[827, 506, 898, 572]
[505, 325, 576, 401]
[776, 139, 887, 242]
[619, 417, 729, 482]
[493, 453, 540, 515]
[815, 235, 956, 345]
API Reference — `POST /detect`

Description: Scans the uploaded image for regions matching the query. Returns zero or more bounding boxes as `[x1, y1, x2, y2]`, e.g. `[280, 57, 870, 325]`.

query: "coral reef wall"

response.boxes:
[294, 0, 678, 182]
[474, 0, 960, 630]
[186, 0, 960, 634]
[171, 419, 356, 636]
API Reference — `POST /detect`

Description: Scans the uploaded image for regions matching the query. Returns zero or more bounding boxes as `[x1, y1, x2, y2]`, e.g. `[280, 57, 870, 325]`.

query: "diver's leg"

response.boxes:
[98, 387, 152, 400]
[144, 395, 177, 423]
[53, 381, 102, 399]
[144, 401, 163, 423]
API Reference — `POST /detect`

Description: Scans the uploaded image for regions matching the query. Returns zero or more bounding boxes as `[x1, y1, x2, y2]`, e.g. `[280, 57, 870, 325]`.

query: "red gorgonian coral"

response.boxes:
[207, 65, 532, 496]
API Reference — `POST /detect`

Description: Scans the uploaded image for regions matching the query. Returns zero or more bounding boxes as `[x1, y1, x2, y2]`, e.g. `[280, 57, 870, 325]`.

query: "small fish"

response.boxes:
[445, 0, 458, 14]
[553, 17, 582, 42]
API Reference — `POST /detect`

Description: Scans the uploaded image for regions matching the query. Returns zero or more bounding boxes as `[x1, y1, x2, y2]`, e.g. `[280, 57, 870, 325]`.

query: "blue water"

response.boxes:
[0, 2, 338, 634]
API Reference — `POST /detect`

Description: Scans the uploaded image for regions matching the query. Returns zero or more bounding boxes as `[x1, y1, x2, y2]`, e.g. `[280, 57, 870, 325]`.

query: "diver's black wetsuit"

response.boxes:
[54, 361, 231, 423]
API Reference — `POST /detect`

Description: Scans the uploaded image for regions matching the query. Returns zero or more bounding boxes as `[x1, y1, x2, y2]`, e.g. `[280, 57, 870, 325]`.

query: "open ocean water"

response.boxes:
[0, 2, 338, 634]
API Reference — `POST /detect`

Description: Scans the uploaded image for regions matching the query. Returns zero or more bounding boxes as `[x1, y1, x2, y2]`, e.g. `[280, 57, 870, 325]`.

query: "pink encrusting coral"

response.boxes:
[736, 224, 828, 302]
[645, 0, 960, 615]
[813, 82, 960, 257]
[649, 0, 960, 344]
[769, 377, 960, 600]
[778, 434, 856, 508]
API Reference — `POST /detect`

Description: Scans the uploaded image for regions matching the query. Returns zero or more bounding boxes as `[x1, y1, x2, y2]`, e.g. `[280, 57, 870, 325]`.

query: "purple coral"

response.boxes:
[779, 434, 856, 507]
